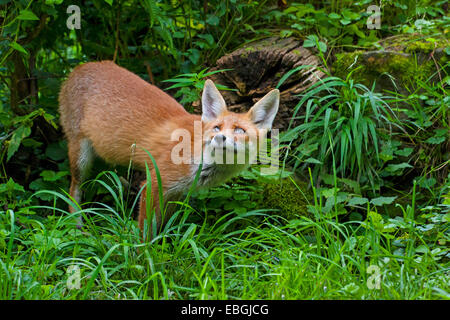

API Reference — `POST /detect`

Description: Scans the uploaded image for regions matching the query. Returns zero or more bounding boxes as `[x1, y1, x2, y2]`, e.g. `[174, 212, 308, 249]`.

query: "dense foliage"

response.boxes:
[0, 0, 449, 299]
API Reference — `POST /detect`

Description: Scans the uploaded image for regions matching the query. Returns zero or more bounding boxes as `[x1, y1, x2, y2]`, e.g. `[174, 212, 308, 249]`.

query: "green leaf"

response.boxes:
[7, 126, 31, 161]
[41, 170, 70, 182]
[280, 30, 293, 38]
[326, 27, 339, 37]
[395, 147, 413, 157]
[340, 178, 361, 194]
[29, 178, 50, 192]
[17, 10, 39, 20]
[321, 188, 336, 198]
[414, 19, 432, 30]
[394, 2, 408, 10]
[434, 128, 447, 137]
[385, 162, 413, 173]
[303, 35, 318, 48]
[0, 178, 25, 194]
[197, 34, 214, 46]
[425, 136, 446, 144]
[244, 24, 256, 33]
[163, 78, 195, 84]
[417, 177, 436, 189]
[43, 113, 58, 129]
[10, 42, 28, 55]
[318, 41, 327, 52]
[206, 15, 219, 26]
[444, 213, 450, 222]
[21, 138, 42, 148]
[415, 245, 429, 254]
[328, 13, 341, 19]
[349, 24, 365, 38]
[348, 197, 368, 206]
[45, 142, 67, 161]
[304, 157, 322, 164]
[187, 48, 200, 65]
[291, 23, 304, 31]
[370, 196, 397, 206]
[342, 9, 361, 20]
[45, 0, 64, 4]
[173, 31, 184, 39]
[104, 0, 113, 5]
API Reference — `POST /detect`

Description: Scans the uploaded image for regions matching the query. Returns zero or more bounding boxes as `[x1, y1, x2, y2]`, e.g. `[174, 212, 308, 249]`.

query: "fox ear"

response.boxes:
[248, 89, 280, 129]
[202, 79, 227, 122]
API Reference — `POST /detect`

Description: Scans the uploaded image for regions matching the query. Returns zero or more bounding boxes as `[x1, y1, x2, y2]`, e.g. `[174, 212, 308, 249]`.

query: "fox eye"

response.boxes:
[234, 127, 245, 134]
[213, 126, 221, 132]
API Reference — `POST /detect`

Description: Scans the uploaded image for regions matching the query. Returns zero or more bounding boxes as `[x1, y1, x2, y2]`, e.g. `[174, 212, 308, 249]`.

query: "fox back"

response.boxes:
[58, 61, 279, 235]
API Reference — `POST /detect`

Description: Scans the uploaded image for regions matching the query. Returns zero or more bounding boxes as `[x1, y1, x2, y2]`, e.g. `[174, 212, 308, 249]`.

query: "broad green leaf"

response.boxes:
[386, 162, 413, 173]
[197, 34, 214, 46]
[45, 142, 67, 161]
[417, 177, 436, 189]
[303, 35, 318, 48]
[206, 15, 219, 26]
[291, 23, 304, 30]
[370, 196, 397, 206]
[0, 178, 25, 194]
[348, 197, 368, 206]
[41, 170, 70, 182]
[395, 147, 413, 157]
[425, 136, 446, 144]
[318, 41, 327, 52]
[321, 188, 336, 198]
[415, 245, 429, 254]
[17, 10, 39, 20]
[444, 213, 450, 222]
[187, 48, 200, 65]
[21, 138, 42, 148]
[7, 126, 31, 161]
[328, 13, 341, 19]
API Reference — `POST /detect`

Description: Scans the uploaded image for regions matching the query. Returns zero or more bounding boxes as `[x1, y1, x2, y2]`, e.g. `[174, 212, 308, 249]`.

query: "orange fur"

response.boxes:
[58, 61, 279, 238]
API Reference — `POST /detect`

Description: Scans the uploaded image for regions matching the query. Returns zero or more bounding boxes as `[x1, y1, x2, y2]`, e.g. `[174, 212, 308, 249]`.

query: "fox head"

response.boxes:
[201, 79, 279, 165]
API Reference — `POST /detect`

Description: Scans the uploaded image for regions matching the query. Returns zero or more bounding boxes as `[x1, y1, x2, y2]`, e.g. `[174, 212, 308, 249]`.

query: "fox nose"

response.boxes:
[214, 134, 226, 143]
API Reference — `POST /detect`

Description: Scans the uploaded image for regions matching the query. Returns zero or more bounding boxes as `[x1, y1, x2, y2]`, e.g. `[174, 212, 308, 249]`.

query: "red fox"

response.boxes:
[58, 61, 279, 235]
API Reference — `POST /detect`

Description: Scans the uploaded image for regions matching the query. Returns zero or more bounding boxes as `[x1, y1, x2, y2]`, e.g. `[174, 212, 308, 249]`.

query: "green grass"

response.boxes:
[1, 170, 448, 300]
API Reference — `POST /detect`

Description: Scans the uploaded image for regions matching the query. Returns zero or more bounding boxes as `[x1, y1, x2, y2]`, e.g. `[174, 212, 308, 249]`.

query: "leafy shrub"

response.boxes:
[280, 73, 399, 191]
[392, 77, 450, 181]
[163, 68, 235, 109]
